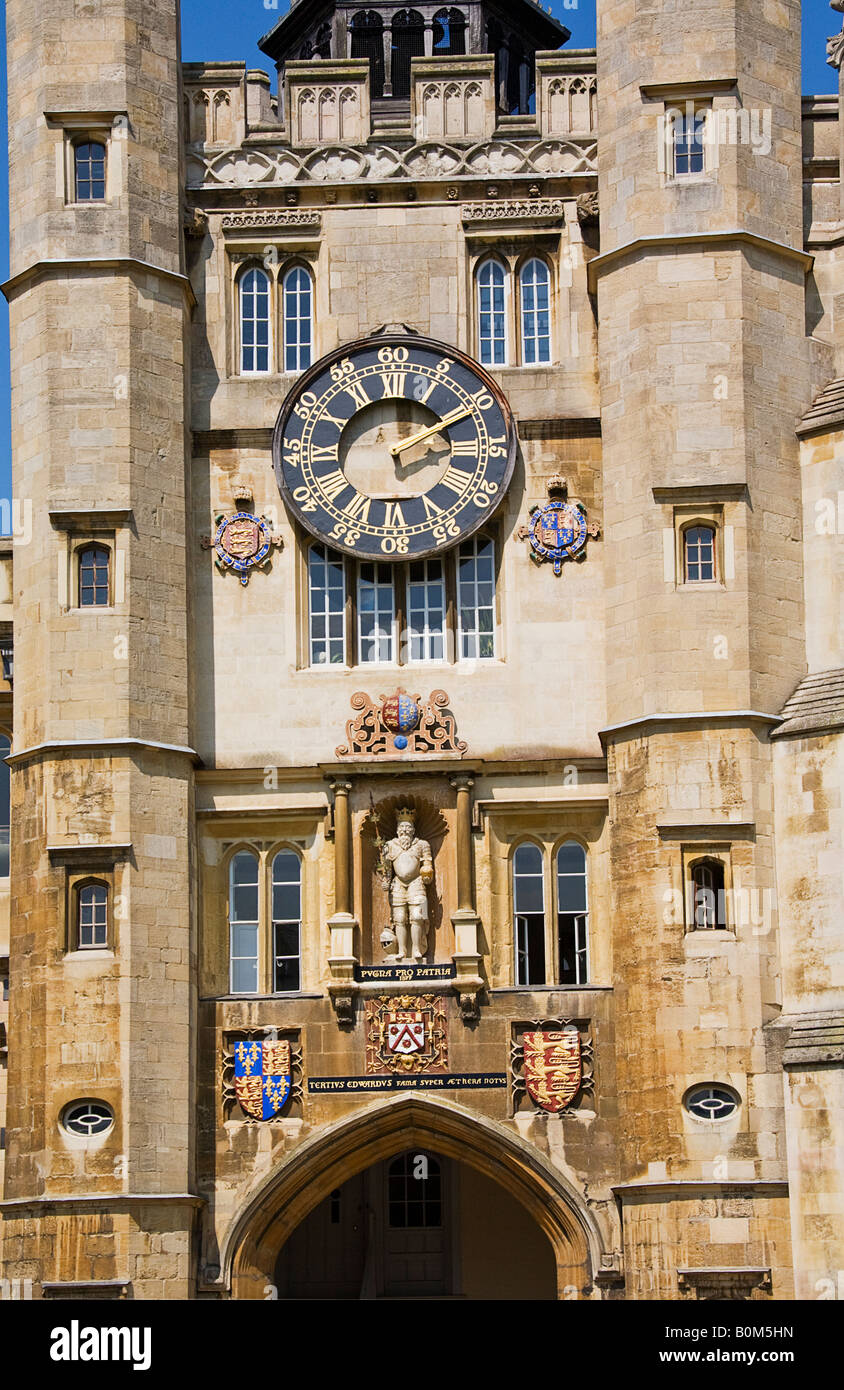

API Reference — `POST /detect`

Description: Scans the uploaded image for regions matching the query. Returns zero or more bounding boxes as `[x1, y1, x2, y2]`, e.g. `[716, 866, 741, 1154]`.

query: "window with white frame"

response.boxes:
[458, 535, 496, 660]
[476, 258, 508, 367]
[239, 267, 272, 374]
[272, 850, 302, 993]
[513, 839, 591, 986]
[229, 850, 260, 993]
[358, 562, 396, 664]
[77, 881, 109, 950]
[683, 524, 717, 583]
[514, 843, 546, 986]
[519, 258, 551, 365]
[307, 541, 497, 668]
[74, 140, 107, 201]
[407, 559, 446, 663]
[309, 544, 347, 666]
[282, 265, 314, 373]
[557, 841, 589, 985]
[671, 105, 708, 177]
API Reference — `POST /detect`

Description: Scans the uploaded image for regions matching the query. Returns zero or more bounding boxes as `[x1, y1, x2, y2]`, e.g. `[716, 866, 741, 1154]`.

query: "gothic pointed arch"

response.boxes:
[221, 1093, 609, 1298]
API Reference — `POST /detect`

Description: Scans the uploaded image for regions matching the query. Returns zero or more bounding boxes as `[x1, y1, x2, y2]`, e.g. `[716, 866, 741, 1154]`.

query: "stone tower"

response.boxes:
[594, 0, 809, 1295]
[2, 0, 196, 1294]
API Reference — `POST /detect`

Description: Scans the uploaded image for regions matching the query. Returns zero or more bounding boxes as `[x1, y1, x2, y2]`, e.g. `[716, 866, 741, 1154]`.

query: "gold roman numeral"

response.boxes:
[380, 371, 407, 399]
[343, 492, 372, 524]
[318, 469, 350, 503]
[421, 494, 443, 519]
[383, 501, 406, 529]
[310, 444, 339, 463]
[345, 379, 371, 410]
[440, 466, 474, 496]
[451, 439, 480, 458]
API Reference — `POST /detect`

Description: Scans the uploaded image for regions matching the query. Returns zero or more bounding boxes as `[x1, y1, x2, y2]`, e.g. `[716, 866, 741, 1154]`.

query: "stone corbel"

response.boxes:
[450, 775, 484, 1023]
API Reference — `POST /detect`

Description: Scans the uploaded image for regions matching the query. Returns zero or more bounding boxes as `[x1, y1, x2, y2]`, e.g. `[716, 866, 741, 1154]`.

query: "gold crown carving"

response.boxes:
[232, 480, 254, 509]
[546, 474, 568, 498]
[395, 806, 417, 823]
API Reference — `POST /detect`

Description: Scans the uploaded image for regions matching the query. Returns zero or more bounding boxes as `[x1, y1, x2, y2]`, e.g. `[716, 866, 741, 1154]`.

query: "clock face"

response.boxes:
[272, 334, 517, 560]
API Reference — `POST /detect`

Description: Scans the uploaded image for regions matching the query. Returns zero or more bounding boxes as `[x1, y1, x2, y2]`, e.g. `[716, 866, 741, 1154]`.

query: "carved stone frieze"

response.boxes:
[462, 198, 565, 225]
[221, 209, 322, 231]
[186, 137, 597, 190]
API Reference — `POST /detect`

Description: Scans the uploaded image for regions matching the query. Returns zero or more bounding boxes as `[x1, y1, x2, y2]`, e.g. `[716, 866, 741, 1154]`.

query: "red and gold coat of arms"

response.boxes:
[522, 1029, 582, 1113]
[365, 994, 448, 1074]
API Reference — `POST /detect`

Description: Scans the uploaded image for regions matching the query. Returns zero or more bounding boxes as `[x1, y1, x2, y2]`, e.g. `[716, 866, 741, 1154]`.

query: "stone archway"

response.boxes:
[222, 1094, 606, 1299]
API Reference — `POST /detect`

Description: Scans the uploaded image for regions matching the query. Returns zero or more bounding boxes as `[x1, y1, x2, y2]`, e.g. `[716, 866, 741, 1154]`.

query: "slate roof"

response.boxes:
[772, 668, 844, 739]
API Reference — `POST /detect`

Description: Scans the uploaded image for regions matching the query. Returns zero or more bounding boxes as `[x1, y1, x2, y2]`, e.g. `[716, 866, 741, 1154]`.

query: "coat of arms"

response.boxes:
[519, 476, 600, 575]
[365, 994, 448, 1074]
[201, 486, 282, 585]
[233, 1039, 292, 1119]
[522, 1028, 582, 1112]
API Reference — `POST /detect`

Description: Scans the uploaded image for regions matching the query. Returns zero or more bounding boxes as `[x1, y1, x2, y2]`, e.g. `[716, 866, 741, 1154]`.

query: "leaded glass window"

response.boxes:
[520, 258, 551, 365]
[476, 259, 508, 367]
[78, 883, 108, 949]
[358, 562, 395, 664]
[309, 545, 347, 666]
[514, 843, 545, 986]
[229, 851, 259, 993]
[684, 525, 716, 583]
[272, 850, 302, 993]
[240, 267, 271, 375]
[407, 559, 446, 663]
[458, 536, 495, 660]
[79, 545, 110, 607]
[74, 141, 106, 201]
[283, 265, 313, 373]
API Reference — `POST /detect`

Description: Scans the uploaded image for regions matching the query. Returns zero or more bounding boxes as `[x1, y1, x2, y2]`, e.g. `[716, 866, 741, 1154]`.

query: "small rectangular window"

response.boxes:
[78, 883, 109, 949]
[672, 108, 707, 177]
[272, 850, 302, 993]
[229, 852, 260, 993]
[513, 844, 546, 986]
[74, 141, 107, 201]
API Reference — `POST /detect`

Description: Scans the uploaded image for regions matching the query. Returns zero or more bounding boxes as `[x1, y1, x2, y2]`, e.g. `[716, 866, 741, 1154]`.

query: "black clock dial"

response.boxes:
[272, 334, 517, 560]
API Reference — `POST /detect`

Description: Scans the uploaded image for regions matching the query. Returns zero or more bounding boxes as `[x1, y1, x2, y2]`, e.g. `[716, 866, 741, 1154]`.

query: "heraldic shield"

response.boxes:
[522, 1029, 582, 1113]
[233, 1039, 292, 1120]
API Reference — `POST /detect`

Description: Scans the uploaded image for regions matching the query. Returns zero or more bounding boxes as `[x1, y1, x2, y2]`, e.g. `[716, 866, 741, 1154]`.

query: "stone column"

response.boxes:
[327, 779, 358, 1023]
[382, 27, 393, 98]
[450, 774, 483, 1021]
[424, 23, 434, 58]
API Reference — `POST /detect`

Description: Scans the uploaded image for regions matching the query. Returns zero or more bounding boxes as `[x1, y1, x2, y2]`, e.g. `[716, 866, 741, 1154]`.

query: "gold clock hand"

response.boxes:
[390, 406, 472, 458]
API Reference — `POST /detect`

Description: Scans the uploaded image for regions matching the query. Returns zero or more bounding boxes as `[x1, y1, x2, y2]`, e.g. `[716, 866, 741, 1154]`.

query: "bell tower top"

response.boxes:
[259, 1, 569, 113]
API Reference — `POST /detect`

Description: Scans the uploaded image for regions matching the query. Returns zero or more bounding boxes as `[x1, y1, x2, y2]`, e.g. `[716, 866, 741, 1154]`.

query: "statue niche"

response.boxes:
[363, 797, 448, 964]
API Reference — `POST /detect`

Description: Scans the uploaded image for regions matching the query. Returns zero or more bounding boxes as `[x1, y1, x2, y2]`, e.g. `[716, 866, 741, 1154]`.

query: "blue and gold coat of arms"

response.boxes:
[234, 1039, 292, 1120]
[519, 477, 600, 575]
[200, 489, 282, 586]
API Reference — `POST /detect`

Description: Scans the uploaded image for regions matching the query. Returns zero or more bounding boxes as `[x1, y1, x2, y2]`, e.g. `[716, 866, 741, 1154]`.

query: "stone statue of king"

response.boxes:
[377, 807, 434, 963]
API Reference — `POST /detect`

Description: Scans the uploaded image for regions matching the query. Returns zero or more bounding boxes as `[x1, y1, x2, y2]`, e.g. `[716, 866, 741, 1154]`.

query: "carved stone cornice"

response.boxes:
[461, 198, 565, 226]
[221, 209, 322, 232]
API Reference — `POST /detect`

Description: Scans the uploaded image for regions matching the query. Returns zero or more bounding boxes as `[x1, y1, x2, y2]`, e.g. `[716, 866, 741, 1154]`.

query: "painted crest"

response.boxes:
[381, 693, 421, 749]
[519, 477, 600, 575]
[233, 1039, 292, 1120]
[201, 489, 282, 586]
[386, 1011, 427, 1055]
[365, 994, 448, 1074]
[522, 1028, 582, 1113]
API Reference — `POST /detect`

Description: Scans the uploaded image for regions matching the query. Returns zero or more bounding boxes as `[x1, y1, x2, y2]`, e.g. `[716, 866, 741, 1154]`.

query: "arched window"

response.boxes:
[77, 881, 109, 949]
[684, 524, 716, 583]
[229, 850, 260, 993]
[239, 267, 272, 375]
[457, 535, 496, 660]
[309, 544, 347, 666]
[513, 843, 545, 986]
[519, 259, 552, 365]
[388, 1152, 442, 1228]
[0, 733, 10, 878]
[272, 850, 302, 993]
[690, 858, 726, 930]
[282, 265, 314, 373]
[476, 259, 508, 367]
[433, 8, 466, 55]
[78, 544, 110, 607]
[391, 9, 425, 100]
[557, 841, 588, 984]
[350, 11, 385, 99]
[74, 140, 106, 201]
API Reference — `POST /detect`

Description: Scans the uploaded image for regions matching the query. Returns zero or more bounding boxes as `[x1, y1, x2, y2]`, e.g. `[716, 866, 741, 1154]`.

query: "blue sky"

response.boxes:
[0, 1, 838, 505]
